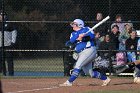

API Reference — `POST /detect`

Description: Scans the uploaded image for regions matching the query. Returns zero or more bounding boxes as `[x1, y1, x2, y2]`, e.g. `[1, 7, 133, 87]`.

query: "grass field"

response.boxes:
[14, 57, 64, 72]
[3, 57, 134, 77]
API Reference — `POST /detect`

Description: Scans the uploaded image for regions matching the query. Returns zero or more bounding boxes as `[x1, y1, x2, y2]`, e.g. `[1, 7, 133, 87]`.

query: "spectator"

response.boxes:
[116, 22, 133, 66]
[126, 30, 140, 78]
[98, 34, 113, 59]
[118, 22, 133, 50]
[94, 35, 113, 74]
[0, 12, 17, 76]
[109, 25, 120, 50]
[108, 25, 120, 62]
[135, 39, 140, 78]
[94, 31, 101, 50]
[111, 14, 125, 33]
[126, 30, 138, 62]
[137, 38, 140, 60]
[94, 12, 108, 42]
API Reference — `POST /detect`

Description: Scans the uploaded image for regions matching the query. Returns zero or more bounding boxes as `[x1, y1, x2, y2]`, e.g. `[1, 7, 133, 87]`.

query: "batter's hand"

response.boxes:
[77, 33, 86, 41]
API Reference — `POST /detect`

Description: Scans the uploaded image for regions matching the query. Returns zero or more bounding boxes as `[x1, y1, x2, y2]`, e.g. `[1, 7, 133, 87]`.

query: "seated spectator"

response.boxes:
[94, 31, 101, 50]
[118, 22, 133, 50]
[135, 39, 140, 78]
[98, 34, 112, 59]
[111, 14, 125, 33]
[137, 38, 140, 60]
[108, 25, 120, 61]
[93, 35, 112, 75]
[109, 25, 120, 50]
[116, 22, 133, 66]
[94, 12, 108, 42]
[126, 30, 138, 62]
[126, 30, 140, 78]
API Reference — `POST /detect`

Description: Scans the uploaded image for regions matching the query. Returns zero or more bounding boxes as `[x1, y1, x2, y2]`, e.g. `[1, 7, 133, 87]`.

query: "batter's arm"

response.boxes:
[70, 32, 79, 43]
[134, 60, 140, 65]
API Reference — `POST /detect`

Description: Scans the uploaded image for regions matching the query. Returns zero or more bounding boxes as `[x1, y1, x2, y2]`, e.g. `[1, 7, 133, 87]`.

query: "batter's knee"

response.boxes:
[89, 70, 93, 77]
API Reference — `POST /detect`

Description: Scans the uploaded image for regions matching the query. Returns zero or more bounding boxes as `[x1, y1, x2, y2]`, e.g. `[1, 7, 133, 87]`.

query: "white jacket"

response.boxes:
[0, 30, 17, 47]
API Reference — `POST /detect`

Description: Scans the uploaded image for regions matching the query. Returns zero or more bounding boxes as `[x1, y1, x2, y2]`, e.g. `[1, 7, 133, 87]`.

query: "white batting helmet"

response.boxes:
[71, 19, 84, 28]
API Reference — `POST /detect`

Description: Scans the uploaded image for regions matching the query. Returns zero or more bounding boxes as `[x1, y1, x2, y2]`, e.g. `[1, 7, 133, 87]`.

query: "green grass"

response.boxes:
[83, 90, 140, 93]
[14, 57, 64, 72]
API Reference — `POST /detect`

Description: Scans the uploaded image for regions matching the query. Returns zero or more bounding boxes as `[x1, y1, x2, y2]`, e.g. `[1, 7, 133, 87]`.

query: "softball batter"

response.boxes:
[60, 19, 111, 86]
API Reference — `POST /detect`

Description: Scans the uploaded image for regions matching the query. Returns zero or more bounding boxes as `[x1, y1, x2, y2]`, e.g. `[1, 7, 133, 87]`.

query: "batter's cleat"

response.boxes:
[59, 80, 72, 87]
[102, 77, 111, 86]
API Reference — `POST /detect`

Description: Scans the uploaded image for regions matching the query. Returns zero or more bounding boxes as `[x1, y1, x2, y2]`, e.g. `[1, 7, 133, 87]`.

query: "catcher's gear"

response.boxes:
[113, 65, 129, 74]
[113, 62, 135, 74]
[94, 56, 109, 68]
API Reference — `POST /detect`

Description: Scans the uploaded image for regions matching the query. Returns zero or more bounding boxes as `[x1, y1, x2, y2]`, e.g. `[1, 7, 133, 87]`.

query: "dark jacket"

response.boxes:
[109, 31, 120, 50]
[126, 37, 138, 50]
[94, 21, 108, 37]
[98, 41, 113, 58]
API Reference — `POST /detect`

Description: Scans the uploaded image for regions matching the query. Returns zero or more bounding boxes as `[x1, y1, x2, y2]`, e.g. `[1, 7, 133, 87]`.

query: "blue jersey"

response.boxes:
[70, 27, 95, 53]
[137, 38, 140, 50]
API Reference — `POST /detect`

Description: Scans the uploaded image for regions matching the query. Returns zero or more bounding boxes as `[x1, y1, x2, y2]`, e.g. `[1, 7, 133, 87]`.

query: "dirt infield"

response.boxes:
[1, 77, 140, 93]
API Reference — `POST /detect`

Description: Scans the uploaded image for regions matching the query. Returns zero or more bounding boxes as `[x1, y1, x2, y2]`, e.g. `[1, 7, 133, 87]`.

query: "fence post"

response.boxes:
[1, 0, 5, 76]
[108, 49, 112, 76]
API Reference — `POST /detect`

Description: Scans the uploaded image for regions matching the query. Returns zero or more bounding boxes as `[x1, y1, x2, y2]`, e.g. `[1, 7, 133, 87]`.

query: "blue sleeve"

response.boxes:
[88, 31, 95, 40]
[70, 32, 78, 43]
[84, 28, 95, 40]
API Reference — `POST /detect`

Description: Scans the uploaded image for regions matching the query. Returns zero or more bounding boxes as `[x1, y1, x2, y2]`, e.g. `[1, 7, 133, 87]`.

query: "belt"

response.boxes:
[78, 46, 92, 53]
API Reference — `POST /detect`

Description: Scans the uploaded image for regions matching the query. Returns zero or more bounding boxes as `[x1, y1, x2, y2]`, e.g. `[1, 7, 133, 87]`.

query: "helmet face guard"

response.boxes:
[70, 22, 78, 27]
[70, 19, 84, 28]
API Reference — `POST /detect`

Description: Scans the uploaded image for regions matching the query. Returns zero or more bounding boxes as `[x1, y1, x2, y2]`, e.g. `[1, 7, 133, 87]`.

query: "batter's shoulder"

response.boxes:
[84, 26, 91, 29]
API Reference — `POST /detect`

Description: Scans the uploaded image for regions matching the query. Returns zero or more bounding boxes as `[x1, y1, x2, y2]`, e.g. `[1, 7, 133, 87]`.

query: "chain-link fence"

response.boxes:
[0, 0, 140, 77]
